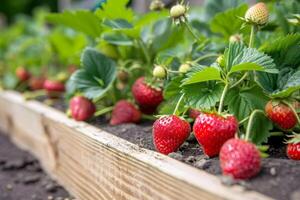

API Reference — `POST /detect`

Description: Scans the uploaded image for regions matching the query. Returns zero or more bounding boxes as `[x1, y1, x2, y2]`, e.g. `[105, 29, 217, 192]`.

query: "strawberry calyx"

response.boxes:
[286, 134, 300, 144]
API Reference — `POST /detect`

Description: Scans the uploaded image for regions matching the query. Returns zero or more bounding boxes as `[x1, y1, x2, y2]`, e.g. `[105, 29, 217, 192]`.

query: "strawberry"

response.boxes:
[189, 108, 201, 120]
[286, 134, 300, 160]
[153, 65, 166, 78]
[287, 143, 300, 160]
[153, 115, 191, 155]
[245, 2, 269, 26]
[43, 79, 65, 98]
[132, 77, 163, 114]
[220, 138, 261, 179]
[265, 100, 297, 130]
[29, 77, 45, 91]
[110, 100, 141, 125]
[70, 96, 96, 121]
[193, 112, 238, 157]
[16, 67, 31, 82]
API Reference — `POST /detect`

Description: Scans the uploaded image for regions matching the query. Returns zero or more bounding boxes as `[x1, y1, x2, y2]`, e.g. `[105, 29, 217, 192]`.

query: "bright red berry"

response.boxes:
[43, 79, 65, 98]
[16, 67, 31, 82]
[287, 143, 300, 160]
[265, 100, 297, 130]
[110, 100, 141, 125]
[193, 113, 238, 157]
[153, 115, 191, 155]
[132, 77, 163, 114]
[220, 138, 261, 179]
[29, 77, 45, 91]
[189, 108, 201, 120]
[70, 96, 96, 121]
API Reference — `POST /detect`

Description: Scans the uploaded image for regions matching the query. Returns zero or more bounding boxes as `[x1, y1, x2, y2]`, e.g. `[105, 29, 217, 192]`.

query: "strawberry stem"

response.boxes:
[142, 114, 156, 120]
[183, 21, 201, 44]
[282, 100, 300, 125]
[249, 25, 256, 48]
[137, 39, 151, 65]
[245, 109, 264, 141]
[218, 83, 229, 114]
[239, 116, 250, 125]
[173, 93, 185, 115]
[94, 106, 114, 117]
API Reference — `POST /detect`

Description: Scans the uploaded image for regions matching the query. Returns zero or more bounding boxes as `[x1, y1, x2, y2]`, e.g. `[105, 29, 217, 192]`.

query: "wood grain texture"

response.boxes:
[0, 91, 273, 200]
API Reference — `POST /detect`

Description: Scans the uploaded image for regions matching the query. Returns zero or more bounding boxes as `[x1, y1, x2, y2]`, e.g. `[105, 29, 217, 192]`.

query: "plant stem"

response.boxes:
[173, 93, 185, 115]
[249, 25, 256, 48]
[183, 21, 201, 44]
[192, 53, 219, 64]
[138, 39, 151, 65]
[218, 83, 229, 114]
[245, 109, 264, 141]
[94, 106, 114, 117]
[230, 72, 248, 89]
[283, 100, 300, 125]
[239, 116, 250, 125]
[142, 114, 156, 120]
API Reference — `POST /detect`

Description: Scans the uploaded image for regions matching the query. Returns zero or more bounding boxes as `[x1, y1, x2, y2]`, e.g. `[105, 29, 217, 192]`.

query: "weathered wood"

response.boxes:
[0, 91, 273, 200]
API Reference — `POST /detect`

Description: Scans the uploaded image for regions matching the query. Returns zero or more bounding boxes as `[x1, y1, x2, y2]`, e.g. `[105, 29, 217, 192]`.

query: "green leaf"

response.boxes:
[159, 95, 185, 115]
[182, 82, 223, 109]
[163, 76, 183, 100]
[225, 86, 269, 121]
[102, 32, 134, 46]
[225, 43, 277, 74]
[250, 113, 273, 145]
[103, 19, 133, 29]
[46, 10, 102, 38]
[210, 4, 248, 38]
[66, 48, 116, 100]
[271, 70, 300, 98]
[182, 66, 222, 86]
[95, 0, 133, 22]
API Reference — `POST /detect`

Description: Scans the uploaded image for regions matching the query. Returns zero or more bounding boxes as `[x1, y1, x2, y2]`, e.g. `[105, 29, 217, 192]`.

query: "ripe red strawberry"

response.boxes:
[132, 77, 163, 114]
[110, 100, 141, 125]
[189, 108, 201, 120]
[153, 115, 191, 155]
[29, 77, 45, 91]
[43, 79, 65, 98]
[70, 96, 96, 121]
[265, 100, 297, 130]
[220, 138, 261, 179]
[287, 143, 300, 160]
[193, 113, 238, 157]
[16, 67, 31, 82]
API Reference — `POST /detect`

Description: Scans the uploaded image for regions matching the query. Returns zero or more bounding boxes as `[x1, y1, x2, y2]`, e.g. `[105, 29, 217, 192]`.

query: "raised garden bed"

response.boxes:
[2, 91, 299, 200]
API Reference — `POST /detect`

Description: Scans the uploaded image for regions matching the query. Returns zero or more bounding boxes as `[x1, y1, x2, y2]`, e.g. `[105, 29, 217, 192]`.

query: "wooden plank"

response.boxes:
[0, 91, 273, 200]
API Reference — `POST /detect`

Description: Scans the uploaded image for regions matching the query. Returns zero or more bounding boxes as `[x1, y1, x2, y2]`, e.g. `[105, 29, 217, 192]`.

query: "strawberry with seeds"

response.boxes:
[193, 112, 238, 157]
[16, 67, 31, 82]
[132, 77, 163, 114]
[265, 100, 299, 130]
[43, 79, 65, 98]
[286, 134, 300, 160]
[70, 96, 96, 121]
[110, 100, 141, 125]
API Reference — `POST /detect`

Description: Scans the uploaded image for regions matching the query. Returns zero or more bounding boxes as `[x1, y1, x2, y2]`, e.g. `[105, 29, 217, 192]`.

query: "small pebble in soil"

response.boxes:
[270, 167, 276, 176]
[179, 142, 189, 150]
[23, 174, 41, 184]
[184, 155, 196, 163]
[2, 159, 26, 170]
[168, 152, 183, 161]
[5, 183, 13, 191]
[220, 175, 238, 186]
[193, 158, 211, 170]
[45, 182, 61, 193]
[291, 190, 300, 200]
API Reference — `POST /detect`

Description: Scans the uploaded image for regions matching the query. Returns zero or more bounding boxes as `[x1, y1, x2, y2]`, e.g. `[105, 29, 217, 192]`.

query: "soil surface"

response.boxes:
[0, 133, 73, 200]
[40, 98, 300, 200]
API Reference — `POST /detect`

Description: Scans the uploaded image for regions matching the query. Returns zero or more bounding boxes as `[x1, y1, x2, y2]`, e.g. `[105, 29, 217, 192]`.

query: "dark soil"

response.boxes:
[38, 98, 300, 200]
[0, 133, 73, 200]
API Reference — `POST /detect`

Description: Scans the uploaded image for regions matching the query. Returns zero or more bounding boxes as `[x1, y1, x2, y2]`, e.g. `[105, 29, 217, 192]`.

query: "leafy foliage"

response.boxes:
[210, 4, 248, 38]
[249, 113, 273, 145]
[46, 10, 102, 38]
[67, 48, 116, 100]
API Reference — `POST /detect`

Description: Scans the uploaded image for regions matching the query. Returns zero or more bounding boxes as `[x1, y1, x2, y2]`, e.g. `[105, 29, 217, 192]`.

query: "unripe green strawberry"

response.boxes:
[179, 63, 191, 73]
[150, 0, 165, 11]
[229, 34, 242, 43]
[216, 55, 225, 67]
[170, 4, 186, 18]
[153, 65, 166, 78]
[245, 2, 269, 26]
